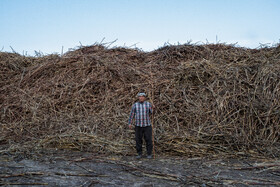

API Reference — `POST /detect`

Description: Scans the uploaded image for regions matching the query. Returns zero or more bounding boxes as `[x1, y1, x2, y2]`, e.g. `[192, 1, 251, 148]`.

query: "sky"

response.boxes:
[0, 0, 280, 55]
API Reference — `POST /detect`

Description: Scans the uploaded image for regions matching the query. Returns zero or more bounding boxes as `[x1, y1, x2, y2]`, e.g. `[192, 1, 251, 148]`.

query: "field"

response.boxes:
[0, 43, 280, 186]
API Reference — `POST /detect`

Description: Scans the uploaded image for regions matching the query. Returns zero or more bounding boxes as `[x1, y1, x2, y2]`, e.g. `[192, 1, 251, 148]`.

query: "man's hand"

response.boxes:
[129, 124, 132, 129]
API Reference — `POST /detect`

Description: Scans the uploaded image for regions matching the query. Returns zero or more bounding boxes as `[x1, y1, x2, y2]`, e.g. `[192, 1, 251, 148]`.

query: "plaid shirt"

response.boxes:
[128, 101, 153, 127]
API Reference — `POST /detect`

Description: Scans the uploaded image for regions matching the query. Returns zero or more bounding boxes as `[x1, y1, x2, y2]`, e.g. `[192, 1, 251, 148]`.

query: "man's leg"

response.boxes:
[144, 126, 153, 156]
[135, 126, 143, 155]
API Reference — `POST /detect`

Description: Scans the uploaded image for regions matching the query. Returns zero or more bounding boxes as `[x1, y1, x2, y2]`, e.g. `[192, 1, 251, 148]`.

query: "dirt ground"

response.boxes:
[0, 150, 279, 187]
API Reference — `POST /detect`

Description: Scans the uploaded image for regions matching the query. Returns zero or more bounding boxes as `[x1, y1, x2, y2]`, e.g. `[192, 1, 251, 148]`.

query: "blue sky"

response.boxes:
[0, 0, 280, 55]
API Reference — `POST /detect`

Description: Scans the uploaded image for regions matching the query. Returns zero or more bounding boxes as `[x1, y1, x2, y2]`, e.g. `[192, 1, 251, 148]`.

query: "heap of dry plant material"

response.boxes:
[0, 43, 280, 157]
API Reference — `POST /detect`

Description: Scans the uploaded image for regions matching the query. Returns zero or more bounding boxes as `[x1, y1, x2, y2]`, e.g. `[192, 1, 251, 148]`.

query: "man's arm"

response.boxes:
[149, 102, 155, 114]
[128, 104, 136, 129]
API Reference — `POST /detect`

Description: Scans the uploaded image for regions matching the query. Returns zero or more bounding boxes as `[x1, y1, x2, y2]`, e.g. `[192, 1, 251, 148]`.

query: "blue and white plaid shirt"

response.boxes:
[128, 101, 153, 127]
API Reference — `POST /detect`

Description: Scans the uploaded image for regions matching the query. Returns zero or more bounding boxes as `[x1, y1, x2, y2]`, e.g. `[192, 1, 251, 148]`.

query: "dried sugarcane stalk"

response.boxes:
[150, 61, 156, 159]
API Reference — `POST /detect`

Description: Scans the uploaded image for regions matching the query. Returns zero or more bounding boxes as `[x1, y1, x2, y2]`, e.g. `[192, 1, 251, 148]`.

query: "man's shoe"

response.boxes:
[136, 154, 142, 159]
[147, 155, 152, 159]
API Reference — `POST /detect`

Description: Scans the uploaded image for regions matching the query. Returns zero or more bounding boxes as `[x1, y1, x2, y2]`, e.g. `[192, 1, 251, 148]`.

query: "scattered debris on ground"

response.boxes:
[0, 151, 280, 186]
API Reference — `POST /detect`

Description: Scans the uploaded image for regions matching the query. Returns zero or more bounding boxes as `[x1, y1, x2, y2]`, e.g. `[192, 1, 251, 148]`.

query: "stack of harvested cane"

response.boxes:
[0, 43, 279, 157]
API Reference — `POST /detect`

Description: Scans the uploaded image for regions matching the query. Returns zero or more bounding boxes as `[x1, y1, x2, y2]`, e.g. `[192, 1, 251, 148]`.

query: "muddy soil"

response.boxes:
[0, 150, 279, 186]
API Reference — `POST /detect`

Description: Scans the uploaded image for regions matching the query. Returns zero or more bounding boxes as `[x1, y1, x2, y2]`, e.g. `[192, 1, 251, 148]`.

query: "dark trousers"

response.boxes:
[135, 126, 153, 156]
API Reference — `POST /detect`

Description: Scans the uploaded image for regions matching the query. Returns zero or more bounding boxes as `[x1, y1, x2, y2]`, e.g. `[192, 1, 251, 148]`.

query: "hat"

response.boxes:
[137, 92, 146, 97]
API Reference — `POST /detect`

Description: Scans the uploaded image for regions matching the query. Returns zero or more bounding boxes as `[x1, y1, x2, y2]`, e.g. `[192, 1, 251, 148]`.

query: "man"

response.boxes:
[128, 92, 154, 159]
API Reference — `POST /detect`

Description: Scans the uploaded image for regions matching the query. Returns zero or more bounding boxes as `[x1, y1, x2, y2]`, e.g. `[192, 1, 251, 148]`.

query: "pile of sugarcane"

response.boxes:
[1, 43, 279, 157]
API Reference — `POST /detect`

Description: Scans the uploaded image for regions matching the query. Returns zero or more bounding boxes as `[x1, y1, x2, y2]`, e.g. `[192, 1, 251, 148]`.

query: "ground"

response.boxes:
[0, 150, 279, 186]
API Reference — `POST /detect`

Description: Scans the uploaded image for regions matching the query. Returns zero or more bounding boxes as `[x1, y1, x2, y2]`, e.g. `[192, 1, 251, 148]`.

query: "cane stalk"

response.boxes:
[150, 62, 156, 159]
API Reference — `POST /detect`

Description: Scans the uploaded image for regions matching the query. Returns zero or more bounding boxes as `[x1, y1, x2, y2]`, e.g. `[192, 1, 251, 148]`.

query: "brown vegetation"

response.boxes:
[0, 43, 279, 157]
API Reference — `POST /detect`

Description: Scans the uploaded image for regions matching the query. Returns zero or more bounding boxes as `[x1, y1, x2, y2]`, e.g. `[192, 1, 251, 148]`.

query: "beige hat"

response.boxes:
[137, 92, 146, 97]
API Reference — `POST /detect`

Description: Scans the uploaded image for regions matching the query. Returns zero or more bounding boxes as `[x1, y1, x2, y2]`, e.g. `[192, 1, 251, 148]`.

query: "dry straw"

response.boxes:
[0, 43, 279, 157]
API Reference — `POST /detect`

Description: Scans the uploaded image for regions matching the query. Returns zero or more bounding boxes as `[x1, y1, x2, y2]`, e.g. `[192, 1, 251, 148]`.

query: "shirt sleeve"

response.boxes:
[128, 104, 136, 125]
[149, 102, 153, 114]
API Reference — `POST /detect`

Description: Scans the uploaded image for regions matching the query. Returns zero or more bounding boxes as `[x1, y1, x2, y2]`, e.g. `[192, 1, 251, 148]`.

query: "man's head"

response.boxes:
[137, 92, 146, 102]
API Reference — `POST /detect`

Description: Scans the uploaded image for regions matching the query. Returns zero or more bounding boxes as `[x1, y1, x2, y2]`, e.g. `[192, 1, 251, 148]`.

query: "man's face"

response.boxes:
[138, 96, 146, 102]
